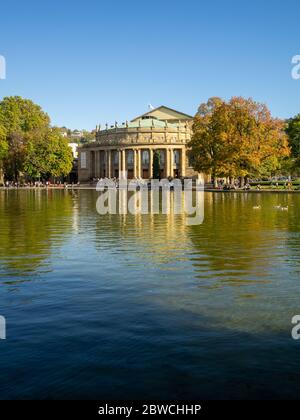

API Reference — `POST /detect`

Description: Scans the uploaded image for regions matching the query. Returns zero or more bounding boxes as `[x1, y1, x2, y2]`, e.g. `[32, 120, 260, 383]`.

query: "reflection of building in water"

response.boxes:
[93, 189, 205, 266]
[78, 106, 200, 182]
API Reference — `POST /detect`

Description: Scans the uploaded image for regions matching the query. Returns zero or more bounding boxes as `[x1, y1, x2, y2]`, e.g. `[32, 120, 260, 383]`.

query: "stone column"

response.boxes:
[165, 149, 170, 178]
[107, 150, 112, 178]
[137, 149, 141, 178]
[122, 150, 126, 174]
[118, 150, 122, 177]
[133, 150, 137, 178]
[181, 148, 186, 178]
[169, 148, 174, 178]
[149, 149, 153, 179]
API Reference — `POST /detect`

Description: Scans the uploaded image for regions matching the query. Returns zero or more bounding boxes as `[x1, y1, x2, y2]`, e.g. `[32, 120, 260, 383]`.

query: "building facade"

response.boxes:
[78, 106, 198, 182]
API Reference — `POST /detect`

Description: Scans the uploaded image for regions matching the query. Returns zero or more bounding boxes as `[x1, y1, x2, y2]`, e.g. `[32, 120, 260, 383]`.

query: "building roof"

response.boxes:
[131, 105, 193, 122]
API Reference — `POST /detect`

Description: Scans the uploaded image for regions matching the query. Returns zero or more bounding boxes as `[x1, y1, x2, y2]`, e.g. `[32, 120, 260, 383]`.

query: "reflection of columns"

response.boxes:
[133, 150, 137, 178]
[108, 150, 112, 178]
[149, 149, 153, 179]
[181, 148, 186, 177]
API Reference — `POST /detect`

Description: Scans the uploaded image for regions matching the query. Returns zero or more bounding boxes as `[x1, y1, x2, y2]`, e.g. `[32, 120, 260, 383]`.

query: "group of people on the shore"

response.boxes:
[214, 179, 298, 191]
[2, 180, 80, 189]
[92, 176, 179, 190]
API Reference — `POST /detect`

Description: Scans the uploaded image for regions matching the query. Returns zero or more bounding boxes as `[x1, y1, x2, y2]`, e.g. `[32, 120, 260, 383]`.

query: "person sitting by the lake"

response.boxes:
[244, 183, 251, 191]
[257, 184, 261, 191]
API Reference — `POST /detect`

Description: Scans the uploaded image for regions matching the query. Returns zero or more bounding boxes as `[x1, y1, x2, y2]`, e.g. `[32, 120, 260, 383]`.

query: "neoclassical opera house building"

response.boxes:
[78, 106, 198, 182]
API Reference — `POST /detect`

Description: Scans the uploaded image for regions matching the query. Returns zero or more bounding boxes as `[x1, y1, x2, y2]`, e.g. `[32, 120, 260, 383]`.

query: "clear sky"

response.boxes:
[0, 0, 299, 130]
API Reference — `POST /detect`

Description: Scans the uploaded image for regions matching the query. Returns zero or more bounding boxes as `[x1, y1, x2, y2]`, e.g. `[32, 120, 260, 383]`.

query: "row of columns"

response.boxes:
[90, 148, 186, 179]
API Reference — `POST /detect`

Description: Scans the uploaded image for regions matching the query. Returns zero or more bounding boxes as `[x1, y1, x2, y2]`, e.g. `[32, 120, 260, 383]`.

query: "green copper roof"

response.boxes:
[101, 119, 183, 131]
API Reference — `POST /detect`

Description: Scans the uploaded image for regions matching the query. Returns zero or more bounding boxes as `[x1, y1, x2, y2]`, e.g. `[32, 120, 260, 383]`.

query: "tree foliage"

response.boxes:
[0, 124, 8, 161]
[0, 96, 73, 181]
[24, 128, 73, 179]
[285, 114, 300, 169]
[0, 96, 50, 133]
[189, 97, 290, 181]
[153, 151, 160, 179]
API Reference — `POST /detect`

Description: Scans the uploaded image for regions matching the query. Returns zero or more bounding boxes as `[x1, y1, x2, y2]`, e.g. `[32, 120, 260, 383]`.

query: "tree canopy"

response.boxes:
[24, 128, 73, 179]
[0, 124, 8, 161]
[189, 97, 290, 182]
[286, 114, 300, 169]
[153, 151, 160, 179]
[0, 96, 73, 182]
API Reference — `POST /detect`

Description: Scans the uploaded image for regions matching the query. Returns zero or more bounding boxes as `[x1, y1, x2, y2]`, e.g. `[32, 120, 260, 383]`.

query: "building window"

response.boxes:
[81, 152, 87, 169]
[142, 150, 149, 165]
[127, 150, 134, 165]
[174, 150, 180, 165]
[114, 152, 119, 165]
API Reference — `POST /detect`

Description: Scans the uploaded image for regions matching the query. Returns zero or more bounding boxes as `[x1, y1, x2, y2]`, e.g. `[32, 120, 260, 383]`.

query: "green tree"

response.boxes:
[189, 97, 290, 186]
[80, 130, 96, 144]
[0, 96, 50, 180]
[0, 96, 50, 133]
[0, 125, 8, 185]
[24, 128, 74, 179]
[0, 124, 8, 160]
[153, 151, 160, 179]
[189, 99, 238, 186]
[286, 114, 300, 171]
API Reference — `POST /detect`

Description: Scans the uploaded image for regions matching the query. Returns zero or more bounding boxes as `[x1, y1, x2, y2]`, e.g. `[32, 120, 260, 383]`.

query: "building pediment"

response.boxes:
[131, 106, 193, 123]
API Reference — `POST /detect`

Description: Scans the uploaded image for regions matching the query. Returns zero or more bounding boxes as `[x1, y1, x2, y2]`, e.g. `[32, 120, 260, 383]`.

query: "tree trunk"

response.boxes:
[0, 168, 4, 186]
[240, 176, 245, 188]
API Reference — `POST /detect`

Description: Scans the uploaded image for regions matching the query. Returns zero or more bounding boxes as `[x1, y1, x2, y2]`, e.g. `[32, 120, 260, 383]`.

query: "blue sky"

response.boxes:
[0, 0, 299, 130]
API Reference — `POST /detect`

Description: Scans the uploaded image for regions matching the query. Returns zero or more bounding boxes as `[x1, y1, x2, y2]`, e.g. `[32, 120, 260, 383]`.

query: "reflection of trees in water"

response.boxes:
[89, 190, 300, 275]
[187, 192, 299, 288]
[0, 190, 74, 279]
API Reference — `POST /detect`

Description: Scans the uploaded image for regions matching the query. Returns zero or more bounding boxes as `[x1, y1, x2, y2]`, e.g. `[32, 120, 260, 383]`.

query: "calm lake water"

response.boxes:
[1, 189, 300, 399]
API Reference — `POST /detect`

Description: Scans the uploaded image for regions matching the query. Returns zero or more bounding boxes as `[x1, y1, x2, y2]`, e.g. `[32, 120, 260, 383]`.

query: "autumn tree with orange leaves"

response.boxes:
[188, 97, 290, 186]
